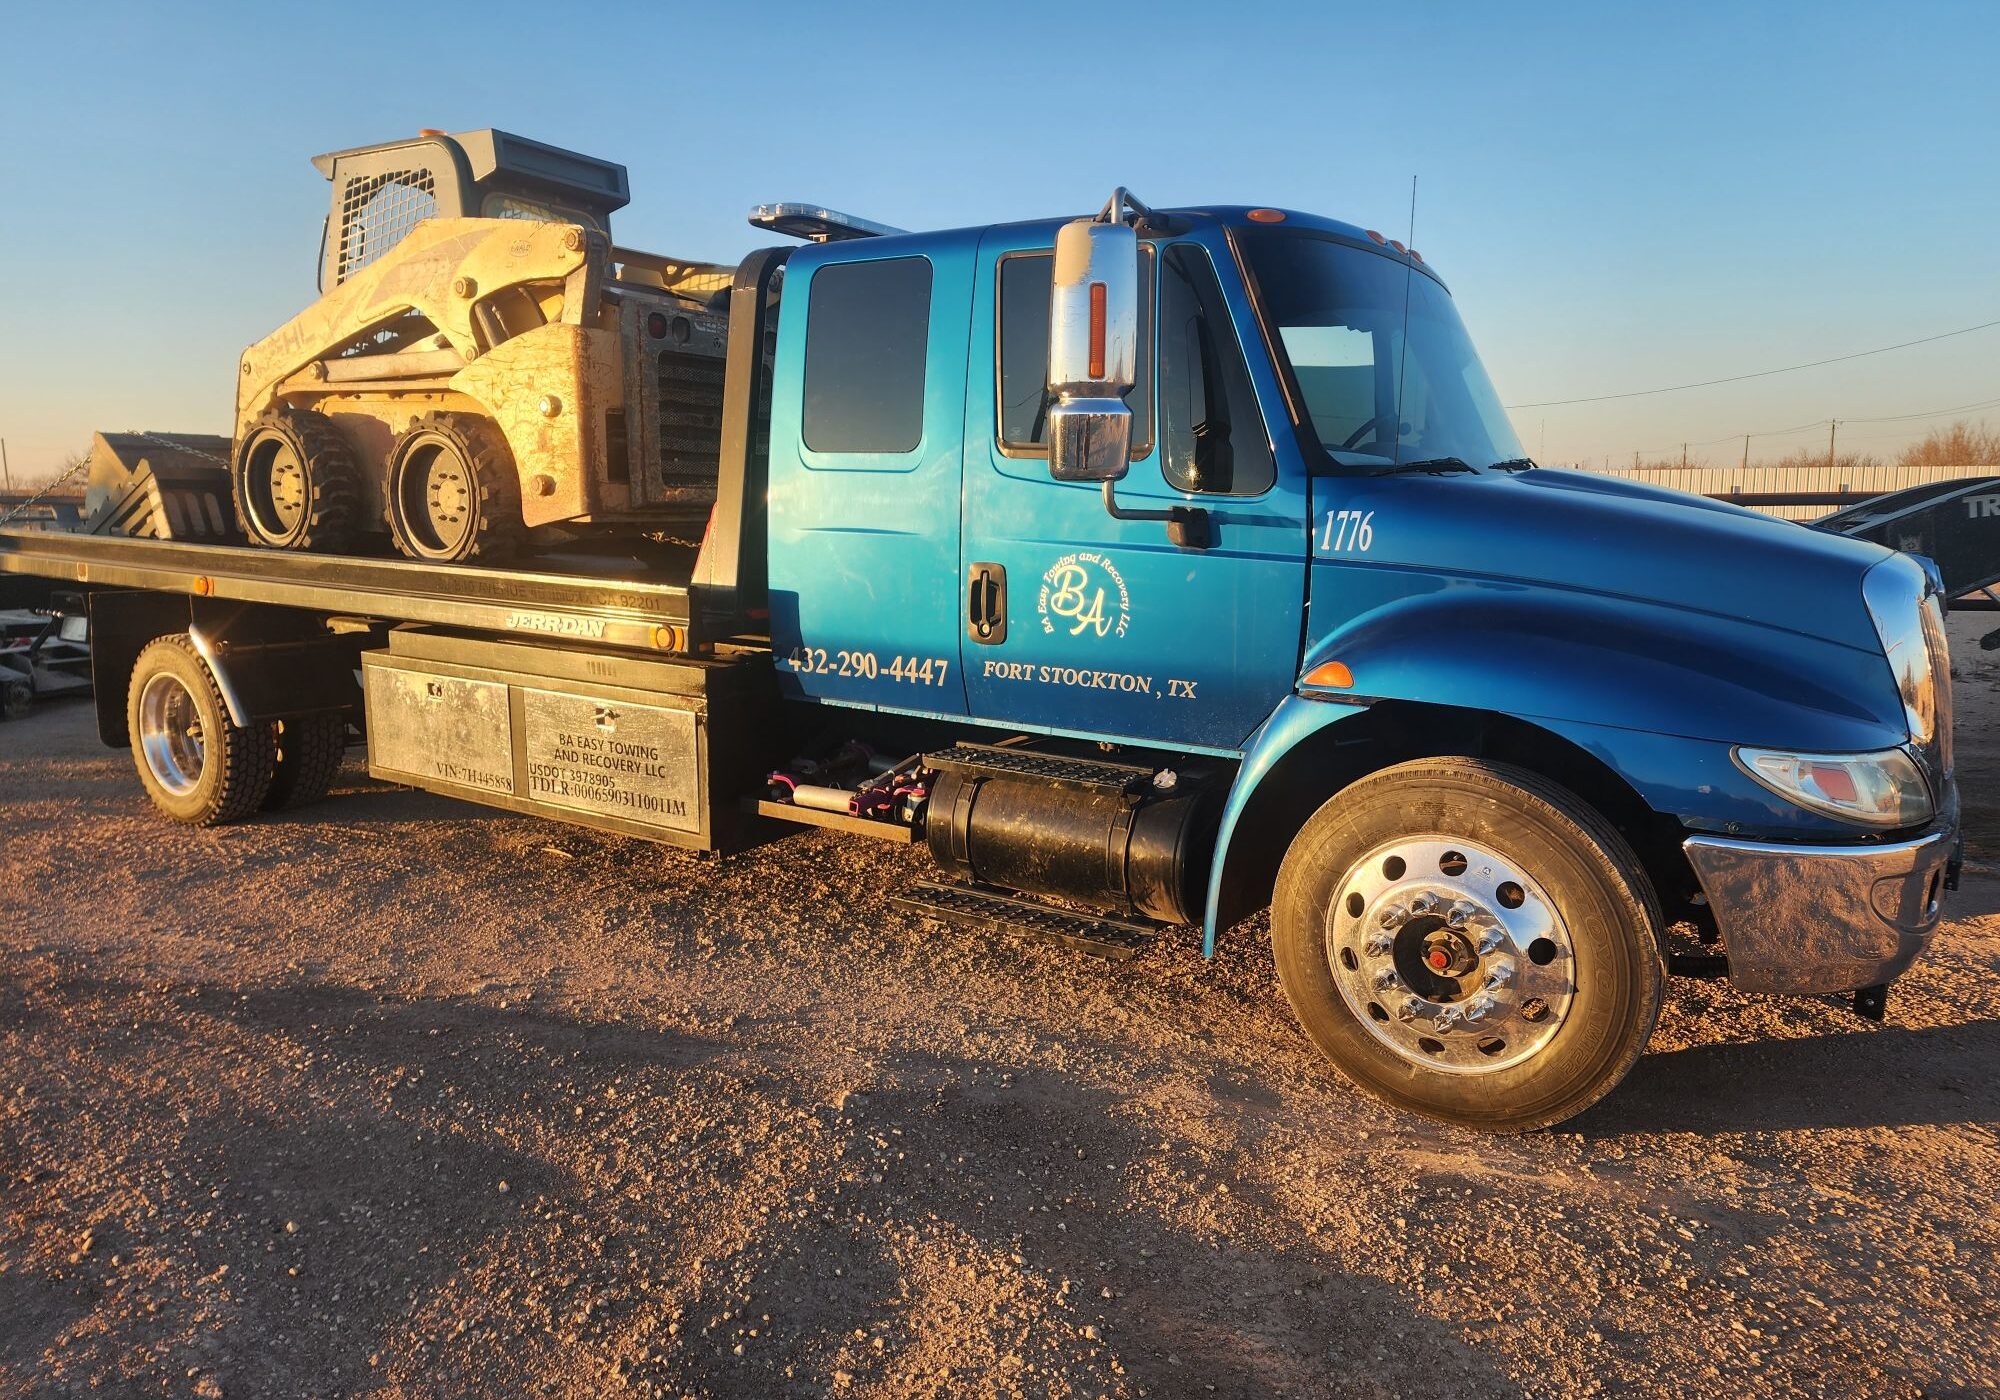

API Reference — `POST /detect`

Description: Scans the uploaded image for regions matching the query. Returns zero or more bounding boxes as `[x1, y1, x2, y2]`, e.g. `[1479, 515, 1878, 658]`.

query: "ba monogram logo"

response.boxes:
[1038, 551, 1131, 639]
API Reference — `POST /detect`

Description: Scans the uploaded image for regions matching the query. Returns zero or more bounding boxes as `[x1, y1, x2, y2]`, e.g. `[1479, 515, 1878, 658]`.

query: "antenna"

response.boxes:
[1392, 176, 1417, 466]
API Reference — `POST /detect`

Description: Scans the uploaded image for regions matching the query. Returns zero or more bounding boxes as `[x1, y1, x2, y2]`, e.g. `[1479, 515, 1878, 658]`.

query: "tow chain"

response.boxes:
[0, 454, 92, 528]
[0, 431, 231, 528]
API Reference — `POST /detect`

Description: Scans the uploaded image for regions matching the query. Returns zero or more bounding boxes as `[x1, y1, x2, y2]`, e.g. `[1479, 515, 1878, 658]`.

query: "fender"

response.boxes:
[1201, 584, 1910, 954]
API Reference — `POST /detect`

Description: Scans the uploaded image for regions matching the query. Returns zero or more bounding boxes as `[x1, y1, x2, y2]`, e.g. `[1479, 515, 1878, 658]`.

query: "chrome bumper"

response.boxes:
[1683, 820, 1957, 995]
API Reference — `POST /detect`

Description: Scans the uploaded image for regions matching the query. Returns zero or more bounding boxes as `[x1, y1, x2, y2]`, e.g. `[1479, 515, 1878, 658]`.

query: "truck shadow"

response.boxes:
[1586, 1019, 2000, 1136]
[0, 968, 1525, 1400]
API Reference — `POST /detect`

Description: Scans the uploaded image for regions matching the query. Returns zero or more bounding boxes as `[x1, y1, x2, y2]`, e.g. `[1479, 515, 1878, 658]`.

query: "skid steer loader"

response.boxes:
[232, 129, 736, 563]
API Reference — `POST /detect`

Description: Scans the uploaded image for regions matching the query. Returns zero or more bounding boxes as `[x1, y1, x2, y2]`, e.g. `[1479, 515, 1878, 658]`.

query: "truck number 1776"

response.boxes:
[1319, 509, 1376, 554]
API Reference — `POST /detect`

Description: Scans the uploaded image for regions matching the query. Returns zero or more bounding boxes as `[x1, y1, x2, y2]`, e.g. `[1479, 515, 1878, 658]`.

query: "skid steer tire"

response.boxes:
[384, 413, 525, 564]
[263, 711, 348, 811]
[233, 409, 363, 552]
[127, 634, 275, 826]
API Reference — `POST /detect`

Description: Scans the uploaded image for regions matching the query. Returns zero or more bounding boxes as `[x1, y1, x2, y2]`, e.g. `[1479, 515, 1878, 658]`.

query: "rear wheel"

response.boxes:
[233, 408, 361, 552]
[127, 635, 275, 825]
[1271, 757, 1664, 1132]
[263, 712, 348, 811]
[384, 414, 524, 563]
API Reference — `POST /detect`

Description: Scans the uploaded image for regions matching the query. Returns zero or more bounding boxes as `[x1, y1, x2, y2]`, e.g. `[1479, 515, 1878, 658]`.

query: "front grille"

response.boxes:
[656, 349, 726, 479]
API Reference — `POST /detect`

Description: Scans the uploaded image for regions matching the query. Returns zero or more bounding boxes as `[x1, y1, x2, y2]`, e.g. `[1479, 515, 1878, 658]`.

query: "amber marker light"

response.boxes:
[1088, 282, 1107, 380]
[1303, 660, 1353, 689]
[1247, 208, 1286, 223]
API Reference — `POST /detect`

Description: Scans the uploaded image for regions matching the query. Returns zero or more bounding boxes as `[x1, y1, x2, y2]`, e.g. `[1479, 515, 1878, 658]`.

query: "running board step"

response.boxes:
[893, 880, 1163, 960]
[923, 743, 1162, 796]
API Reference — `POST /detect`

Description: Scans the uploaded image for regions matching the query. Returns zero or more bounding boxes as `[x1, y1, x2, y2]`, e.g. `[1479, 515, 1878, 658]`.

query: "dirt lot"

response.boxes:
[3, 617, 1998, 1400]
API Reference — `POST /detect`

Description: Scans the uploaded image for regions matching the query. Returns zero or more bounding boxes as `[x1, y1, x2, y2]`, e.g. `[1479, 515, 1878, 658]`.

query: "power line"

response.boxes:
[1608, 391, 2000, 462]
[1506, 317, 2000, 409]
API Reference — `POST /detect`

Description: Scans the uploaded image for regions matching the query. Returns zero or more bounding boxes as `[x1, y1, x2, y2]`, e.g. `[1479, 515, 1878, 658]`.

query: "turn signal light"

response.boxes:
[1088, 282, 1107, 380]
[1303, 660, 1353, 689]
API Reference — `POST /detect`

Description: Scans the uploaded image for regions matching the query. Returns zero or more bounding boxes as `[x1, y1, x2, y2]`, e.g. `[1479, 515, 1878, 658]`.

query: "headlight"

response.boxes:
[1735, 746, 1934, 827]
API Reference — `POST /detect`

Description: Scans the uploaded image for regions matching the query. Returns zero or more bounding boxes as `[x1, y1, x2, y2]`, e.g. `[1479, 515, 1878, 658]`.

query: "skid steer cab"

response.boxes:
[230, 129, 736, 564]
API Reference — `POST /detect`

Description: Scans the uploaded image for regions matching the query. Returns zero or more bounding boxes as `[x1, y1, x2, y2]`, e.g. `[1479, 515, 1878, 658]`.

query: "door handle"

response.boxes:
[967, 562, 1007, 644]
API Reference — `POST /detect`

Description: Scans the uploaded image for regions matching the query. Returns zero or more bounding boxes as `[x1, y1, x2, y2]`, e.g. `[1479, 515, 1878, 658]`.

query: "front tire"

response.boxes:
[1271, 757, 1664, 1132]
[127, 635, 275, 826]
[384, 414, 524, 564]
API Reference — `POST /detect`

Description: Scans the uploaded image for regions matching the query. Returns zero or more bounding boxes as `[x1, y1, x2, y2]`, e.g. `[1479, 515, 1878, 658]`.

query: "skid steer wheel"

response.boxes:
[127, 635, 275, 826]
[1271, 757, 1665, 1133]
[263, 711, 348, 811]
[385, 413, 525, 564]
[233, 408, 362, 552]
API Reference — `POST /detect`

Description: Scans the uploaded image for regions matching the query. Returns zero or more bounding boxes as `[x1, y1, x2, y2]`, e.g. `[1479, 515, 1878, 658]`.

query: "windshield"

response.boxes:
[1237, 228, 1522, 471]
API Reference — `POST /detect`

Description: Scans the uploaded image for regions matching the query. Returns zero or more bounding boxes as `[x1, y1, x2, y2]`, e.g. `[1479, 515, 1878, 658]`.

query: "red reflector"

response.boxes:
[1811, 764, 1859, 803]
[1088, 282, 1107, 380]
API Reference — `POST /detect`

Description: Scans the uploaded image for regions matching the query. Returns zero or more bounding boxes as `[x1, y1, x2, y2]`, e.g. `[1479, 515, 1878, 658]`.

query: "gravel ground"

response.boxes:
[2, 616, 1998, 1399]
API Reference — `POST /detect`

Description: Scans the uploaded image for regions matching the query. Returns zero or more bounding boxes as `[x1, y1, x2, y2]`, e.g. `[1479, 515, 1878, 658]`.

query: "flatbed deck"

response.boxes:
[0, 528, 710, 656]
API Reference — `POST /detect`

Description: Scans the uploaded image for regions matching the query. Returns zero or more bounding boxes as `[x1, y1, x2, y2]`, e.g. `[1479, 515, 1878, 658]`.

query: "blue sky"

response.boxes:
[1, 0, 1995, 479]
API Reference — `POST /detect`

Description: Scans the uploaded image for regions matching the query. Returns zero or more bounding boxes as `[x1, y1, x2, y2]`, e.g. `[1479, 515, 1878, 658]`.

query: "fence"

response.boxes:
[1580, 463, 2000, 521]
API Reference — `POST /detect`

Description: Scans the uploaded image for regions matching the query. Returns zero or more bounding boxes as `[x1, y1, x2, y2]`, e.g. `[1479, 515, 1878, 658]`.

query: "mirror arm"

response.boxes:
[1101, 481, 1213, 550]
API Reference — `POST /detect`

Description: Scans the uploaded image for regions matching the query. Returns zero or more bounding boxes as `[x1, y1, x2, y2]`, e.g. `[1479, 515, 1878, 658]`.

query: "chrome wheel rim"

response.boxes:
[137, 672, 205, 796]
[1325, 836, 1576, 1075]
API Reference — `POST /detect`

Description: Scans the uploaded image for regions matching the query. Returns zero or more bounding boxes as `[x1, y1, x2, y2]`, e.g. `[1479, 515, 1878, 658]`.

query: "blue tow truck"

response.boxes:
[0, 135, 1959, 1131]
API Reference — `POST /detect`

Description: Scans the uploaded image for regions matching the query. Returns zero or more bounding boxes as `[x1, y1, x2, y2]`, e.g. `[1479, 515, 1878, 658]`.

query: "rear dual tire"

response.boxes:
[1271, 757, 1665, 1132]
[127, 635, 346, 825]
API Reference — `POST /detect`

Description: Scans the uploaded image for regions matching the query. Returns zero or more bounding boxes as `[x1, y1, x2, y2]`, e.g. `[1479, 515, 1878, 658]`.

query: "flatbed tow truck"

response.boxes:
[0, 135, 1963, 1131]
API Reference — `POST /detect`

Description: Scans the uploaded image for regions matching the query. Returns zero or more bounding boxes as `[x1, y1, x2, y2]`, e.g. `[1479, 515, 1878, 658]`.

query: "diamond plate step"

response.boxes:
[922, 743, 1160, 795]
[893, 880, 1163, 960]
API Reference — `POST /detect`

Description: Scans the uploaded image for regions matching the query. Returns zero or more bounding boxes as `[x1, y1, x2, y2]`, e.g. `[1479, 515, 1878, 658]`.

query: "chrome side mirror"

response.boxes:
[1046, 206, 1139, 483]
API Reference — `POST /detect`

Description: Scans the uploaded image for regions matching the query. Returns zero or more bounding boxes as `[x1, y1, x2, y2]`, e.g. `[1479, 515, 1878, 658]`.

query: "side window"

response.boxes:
[1158, 244, 1274, 496]
[804, 257, 931, 454]
[997, 250, 1154, 456]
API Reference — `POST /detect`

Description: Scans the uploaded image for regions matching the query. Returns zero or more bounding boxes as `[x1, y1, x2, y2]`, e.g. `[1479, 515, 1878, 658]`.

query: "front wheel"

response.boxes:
[1271, 757, 1664, 1132]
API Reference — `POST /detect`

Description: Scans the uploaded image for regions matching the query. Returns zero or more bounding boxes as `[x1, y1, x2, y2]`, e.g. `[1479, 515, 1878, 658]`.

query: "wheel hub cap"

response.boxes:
[1325, 837, 1576, 1074]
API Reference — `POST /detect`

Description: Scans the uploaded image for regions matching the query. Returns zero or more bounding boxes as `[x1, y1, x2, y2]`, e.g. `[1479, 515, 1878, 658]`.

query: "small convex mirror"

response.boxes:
[1046, 214, 1139, 482]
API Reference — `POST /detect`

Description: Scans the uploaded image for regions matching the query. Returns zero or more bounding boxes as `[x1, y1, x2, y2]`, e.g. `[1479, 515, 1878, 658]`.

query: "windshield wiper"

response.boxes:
[1373, 456, 1477, 477]
[1489, 457, 1537, 473]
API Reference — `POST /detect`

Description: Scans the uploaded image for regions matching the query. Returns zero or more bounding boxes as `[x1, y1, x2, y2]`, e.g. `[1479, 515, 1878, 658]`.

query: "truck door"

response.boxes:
[960, 226, 1309, 751]
[765, 238, 973, 716]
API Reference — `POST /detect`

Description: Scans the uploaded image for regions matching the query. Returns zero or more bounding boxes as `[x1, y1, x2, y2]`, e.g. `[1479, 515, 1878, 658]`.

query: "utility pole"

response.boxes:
[1828, 420, 1838, 469]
